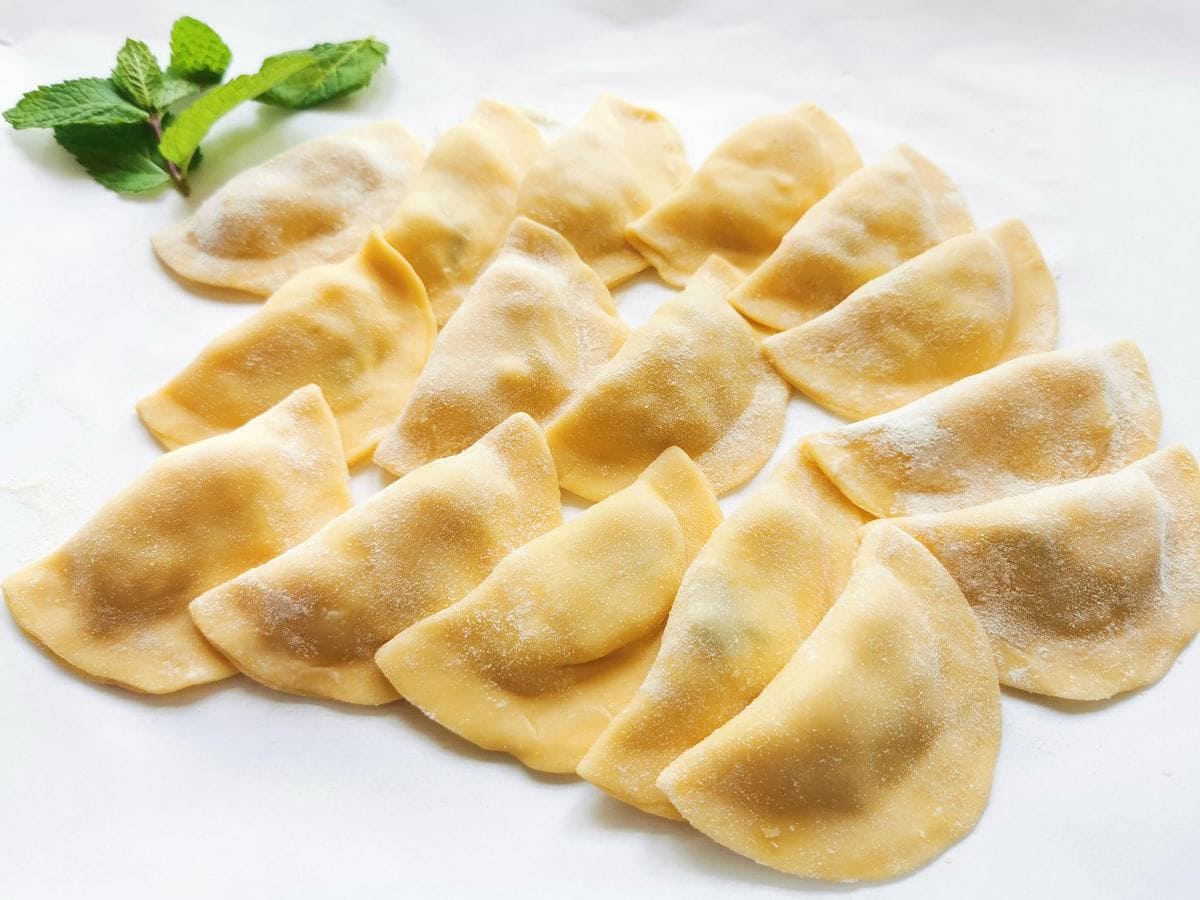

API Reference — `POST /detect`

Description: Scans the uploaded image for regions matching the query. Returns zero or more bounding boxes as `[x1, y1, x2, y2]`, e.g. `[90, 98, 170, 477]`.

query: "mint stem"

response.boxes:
[147, 112, 189, 196]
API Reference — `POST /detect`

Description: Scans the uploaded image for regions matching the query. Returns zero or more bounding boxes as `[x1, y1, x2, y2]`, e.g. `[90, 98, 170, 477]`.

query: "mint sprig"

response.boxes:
[2, 17, 390, 197]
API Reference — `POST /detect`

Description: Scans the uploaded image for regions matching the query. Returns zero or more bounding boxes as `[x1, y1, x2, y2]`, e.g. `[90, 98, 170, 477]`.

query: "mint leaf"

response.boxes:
[3, 78, 149, 129]
[169, 16, 232, 84]
[154, 71, 203, 109]
[256, 38, 389, 109]
[112, 39, 163, 111]
[159, 53, 313, 169]
[53, 123, 171, 193]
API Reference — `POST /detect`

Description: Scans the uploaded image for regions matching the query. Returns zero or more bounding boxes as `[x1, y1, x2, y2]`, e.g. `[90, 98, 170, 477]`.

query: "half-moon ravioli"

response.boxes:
[806, 341, 1161, 517]
[153, 121, 425, 296]
[763, 219, 1059, 419]
[729, 144, 973, 331]
[516, 94, 690, 285]
[375, 447, 722, 773]
[385, 100, 545, 326]
[577, 449, 867, 819]
[373, 217, 629, 478]
[625, 104, 861, 287]
[2, 386, 352, 695]
[188, 413, 561, 706]
[889, 444, 1200, 700]
[544, 256, 789, 500]
[137, 229, 435, 465]
[658, 523, 1001, 882]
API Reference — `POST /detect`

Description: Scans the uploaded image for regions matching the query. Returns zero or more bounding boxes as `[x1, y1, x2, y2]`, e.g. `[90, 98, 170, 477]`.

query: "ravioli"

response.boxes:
[544, 256, 789, 500]
[577, 450, 867, 819]
[729, 144, 973, 331]
[764, 219, 1059, 419]
[375, 448, 723, 773]
[890, 444, 1200, 700]
[625, 104, 861, 287]
[386, 100, 545, 325]
[659, 524, 1001, 882]
[516, 94, 690, 285]
[806, 341, 1161, 517]
[188, 414, 561, 706]
[137, 230, 435, 465]
[2, 386, 352, 695]
[373, 217, 629, 478]
[153, 121, 425, 295]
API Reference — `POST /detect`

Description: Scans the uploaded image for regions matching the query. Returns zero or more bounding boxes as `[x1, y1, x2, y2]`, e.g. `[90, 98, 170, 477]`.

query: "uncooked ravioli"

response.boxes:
[516, 94, 689, 285]
[659, 524, 1001, 882]
[577, 449, 867, 819]
[890, 444, 1200, 700]
[806, 341, 1161, 517]
[729, 144, 974, 331]
[764, 219, 1059, 419]
[386, 100, 545, 325]
[544, 256, 789, 500]
[372, 217, 629, 478]
[188, 413, 561, 706]
[153, 121, 425, 295]
[375, 448, 722, 773]
[625, 104, 861, 286]
[2, 386, 351, 694]
[137, 229, 435, 465]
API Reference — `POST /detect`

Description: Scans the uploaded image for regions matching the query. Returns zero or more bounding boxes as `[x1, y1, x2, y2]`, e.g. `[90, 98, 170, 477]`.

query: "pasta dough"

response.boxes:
[729, 145, 974, 331]
[153, 121, 425, 295]
[544, 256, 789, 500]
[2, 386, 352, 694]
[385, 100, 545, 325]
[659, 524, 1001, 882]
[516, 94, 689, 285]
[890, 444, 1200, 700]
[375, 448, 722, 773]
[373, 217, 629, 478]
[806, 341, 1161, 517]
[137, 230, 435, 465]
[763, 219, 1059, 419]
[577, 450, 867, 819]
[625, 104, 861, 286]
[188, 413, 561, 706]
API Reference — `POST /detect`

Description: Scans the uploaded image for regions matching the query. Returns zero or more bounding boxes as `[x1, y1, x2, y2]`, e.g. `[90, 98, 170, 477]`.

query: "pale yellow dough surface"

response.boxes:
[659, 524, 1001, 882]
[729, 144, 973, 331]
[373, 217, 629, 477]
[626, 104, 861, 287]
[375, 448, 722, 773]
[385, 100, 545, 326]
[806, 341, 1161, 517]
[577, 450, 867, 819]
[2, 386, 352, 694]
[188, 414, 561, 706]
[137, 230, 435, 465]
[891, 444, 1200, 700]
[763, 219, 1059, 419]
[544, 256, 789, 500]
[516, 94, 690, 285]
[153, 121, 426, 296]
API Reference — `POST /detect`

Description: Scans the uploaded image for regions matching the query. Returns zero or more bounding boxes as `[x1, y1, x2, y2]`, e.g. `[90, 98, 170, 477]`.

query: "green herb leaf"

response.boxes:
[158, 53, 313, 169]
[154, 71, 204, 109]
[3, 78, 149, 129]
[256, 38, 388, 109]
[112, 39, 164, 111]
[53, 123, 171, 193]
[169, 16, 232, 84]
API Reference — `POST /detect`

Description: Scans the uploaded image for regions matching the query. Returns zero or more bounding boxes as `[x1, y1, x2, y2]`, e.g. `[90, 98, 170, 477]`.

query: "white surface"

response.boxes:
[2, 1, 1199, 897]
